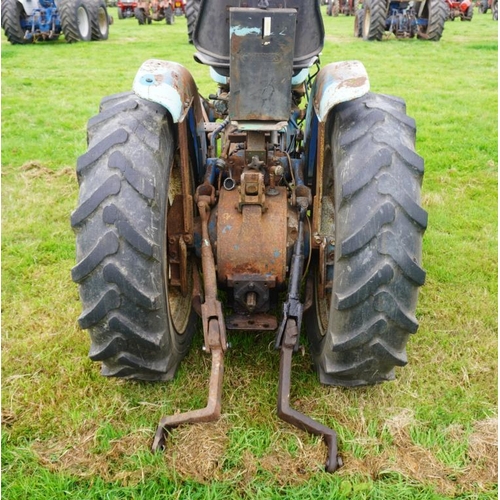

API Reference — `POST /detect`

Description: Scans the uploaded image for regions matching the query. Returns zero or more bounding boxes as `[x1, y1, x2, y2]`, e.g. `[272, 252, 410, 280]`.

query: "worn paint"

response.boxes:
[132, 59, 197, 122]
[313, 60, 370, 122]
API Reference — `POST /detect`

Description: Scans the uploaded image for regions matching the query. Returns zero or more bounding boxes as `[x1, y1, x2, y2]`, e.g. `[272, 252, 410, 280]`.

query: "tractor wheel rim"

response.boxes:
[77, 6, 90, 38]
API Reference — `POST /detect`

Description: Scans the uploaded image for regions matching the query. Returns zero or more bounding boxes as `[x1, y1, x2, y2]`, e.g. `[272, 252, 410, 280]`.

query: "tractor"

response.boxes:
[446, 0, 474, 20]
[356, 0, 447, 40]
[327, 0, 359, 16]
[1, 0, 109, 43]
[134, 0, 184, 24]
[72, 0, 427, 471]
[478, 0, 498, 17]
[117, 0, 137, 19]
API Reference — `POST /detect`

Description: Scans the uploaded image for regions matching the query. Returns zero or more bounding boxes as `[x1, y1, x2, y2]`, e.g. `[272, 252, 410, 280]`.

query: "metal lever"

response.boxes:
[275, 204, 342, 472]
[152, 199, 226, 452]
[277, 318, 342, 473]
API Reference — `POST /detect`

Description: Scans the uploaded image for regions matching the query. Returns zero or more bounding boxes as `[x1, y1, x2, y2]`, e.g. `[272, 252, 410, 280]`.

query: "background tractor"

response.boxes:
[117, 0, 137, 19]
[134, 0, 185, 24]
[446, 0, 474, 20]
[478, 0, 498, 17]
[356, 0, 447, 39]
[327, 0, 359, 16]
[72, 0, 427, 471]
[1, 0, 110, 43]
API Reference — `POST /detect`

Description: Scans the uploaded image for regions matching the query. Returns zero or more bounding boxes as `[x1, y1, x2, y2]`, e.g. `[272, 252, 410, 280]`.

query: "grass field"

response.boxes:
[1, 7, 498, 499]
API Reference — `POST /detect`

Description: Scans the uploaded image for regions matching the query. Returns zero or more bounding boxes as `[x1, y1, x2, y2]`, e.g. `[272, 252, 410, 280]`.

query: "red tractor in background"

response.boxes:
[134, 0, 185, 24]
[117, 0, 137, 19]
[446, 0, 474, 20]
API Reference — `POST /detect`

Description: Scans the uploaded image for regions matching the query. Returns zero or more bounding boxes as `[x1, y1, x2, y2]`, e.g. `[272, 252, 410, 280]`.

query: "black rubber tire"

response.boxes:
[461, 4, 473, 20]
[362, 0, 387, 40]
[1, 0, 30, 44]
[354, 8, 364, 36]
[60, 0, 92, 42]
[117, 7, 124, 19]
[415, 0, 447, 40]
[134, 7, 145, 24]
[305, 92, 427, 387]
[71, 92, 197, 381]
[493, 0, 498, 19]
[90, 0, 109, 40]
[166, 7, 174, 24]
[332, 0, 340, 16]
[185, 0, 200, 43]
[478, 0, 488, 12]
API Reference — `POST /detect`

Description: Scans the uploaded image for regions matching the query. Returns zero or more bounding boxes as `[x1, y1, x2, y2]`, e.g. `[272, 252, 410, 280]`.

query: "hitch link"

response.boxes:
[152, 198, 227, 452]
[276, 205, 342, 473]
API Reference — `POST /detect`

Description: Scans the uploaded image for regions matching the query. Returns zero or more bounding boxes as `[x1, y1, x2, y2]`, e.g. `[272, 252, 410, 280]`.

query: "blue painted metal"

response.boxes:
[19, 1, 63, 41]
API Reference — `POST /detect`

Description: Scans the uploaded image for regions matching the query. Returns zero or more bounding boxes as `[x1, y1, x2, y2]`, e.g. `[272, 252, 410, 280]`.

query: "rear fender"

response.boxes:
[133, 59, 203, 123]
[305, 60, 369, 180]
[312, 60, 370, 122]
[133, 59, 208, 180]
[18, 0, 37, 15]
[305, 60, 370, 236]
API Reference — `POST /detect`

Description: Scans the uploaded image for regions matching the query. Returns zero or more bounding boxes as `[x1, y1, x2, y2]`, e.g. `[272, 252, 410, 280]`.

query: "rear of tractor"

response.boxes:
[134, 0, 182, 25]
[72, 0, 427, 471]
[356, 0, 447, 39]
[1, 0, 109, 43]
[446, 0, 474, 20]
[117, 0, 137, 19]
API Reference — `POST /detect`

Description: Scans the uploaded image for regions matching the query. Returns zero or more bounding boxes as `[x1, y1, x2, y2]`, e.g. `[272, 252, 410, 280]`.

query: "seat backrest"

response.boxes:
[193, 0, 324, 76]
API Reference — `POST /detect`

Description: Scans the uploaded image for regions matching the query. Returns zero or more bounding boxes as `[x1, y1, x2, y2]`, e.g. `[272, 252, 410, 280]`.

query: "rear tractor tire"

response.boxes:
[415, 0, 447, 40]
[1, 0, 30, 44]
[71, 92, 197, 380]
[90, 0, 109, 40]
[185, 0, 200, 43]
[305, 92, 427, 387]
[60, 0, 92, 42]
[362, 0, 387, 40]
[354, 7, 364, 36]
[165, 7, 175, 24]
[134, 7, 145, 24]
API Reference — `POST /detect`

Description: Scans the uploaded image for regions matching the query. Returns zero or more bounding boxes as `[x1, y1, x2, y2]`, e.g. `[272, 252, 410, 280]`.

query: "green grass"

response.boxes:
[2, 8, 498, 500]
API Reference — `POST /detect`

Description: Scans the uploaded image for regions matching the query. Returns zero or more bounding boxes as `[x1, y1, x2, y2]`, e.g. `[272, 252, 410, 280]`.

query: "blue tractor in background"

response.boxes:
[1, 0, 110, 43]
[355, 0, 448, 40]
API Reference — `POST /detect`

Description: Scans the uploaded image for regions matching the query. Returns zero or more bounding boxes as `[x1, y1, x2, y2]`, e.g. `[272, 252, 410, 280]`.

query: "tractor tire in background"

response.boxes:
[71, 92, 197, 380]
[166, 7, 175, 24]
[1, 0, 30, 44]
[90, 0, 109, 40]
[415, 0, 447, 40]
[305, 92, 427, 387]
[461, 4, 473, 19]
[117, 7, 124, 19]
[60, 0, 92, 42]
[186, 0, 200, 42]
[354, 7, 364, 36]
[328, 0, 340, 16]
[478, 0, 488, 12]
[493, 0, 498, 19]
[362, 0, 387, 40]
[134, 7, 145, 24]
